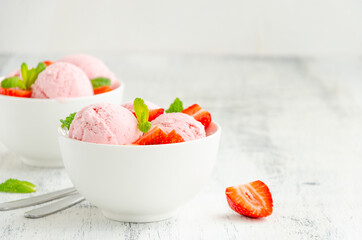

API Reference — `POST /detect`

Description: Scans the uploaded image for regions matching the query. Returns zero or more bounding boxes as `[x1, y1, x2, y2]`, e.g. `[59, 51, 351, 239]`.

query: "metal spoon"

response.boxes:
[0, 187, 77, 211]
[24, 192, 85, 218]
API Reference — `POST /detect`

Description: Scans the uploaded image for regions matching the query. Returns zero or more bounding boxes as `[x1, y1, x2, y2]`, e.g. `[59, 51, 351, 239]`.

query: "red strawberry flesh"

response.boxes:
[43, 60, 54, 66]
[0, 88, 31, 98]
[148, 108, 165, 121]
[93, 86, 112, 95]
[133, 126, 168, 145]
[182, 104, 212, 129]
[225, 180, 273, 218]
[165, 130, 185, 144]
[133, 126, 185, 145]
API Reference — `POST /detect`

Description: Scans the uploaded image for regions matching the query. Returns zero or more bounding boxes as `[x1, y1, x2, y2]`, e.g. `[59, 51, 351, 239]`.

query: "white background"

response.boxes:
[0, 0, 362, 56]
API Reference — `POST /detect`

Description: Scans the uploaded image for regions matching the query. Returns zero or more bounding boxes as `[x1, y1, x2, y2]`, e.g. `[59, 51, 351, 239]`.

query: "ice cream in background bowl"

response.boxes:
[58, 99, 221, 222]
[32, 62, 93, 98]
[59, 54, 119, 88]
[0, 55, 124, 167]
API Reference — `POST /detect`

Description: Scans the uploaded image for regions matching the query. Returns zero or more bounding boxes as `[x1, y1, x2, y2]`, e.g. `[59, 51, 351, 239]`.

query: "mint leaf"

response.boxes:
[134, 98, 151, 133]
[0, 179, 36, 193]
[138, 122, 152, 133]
[91, 77, 111, 89]
[20, 62, 29, 86]
[27, 62, 46, 89]
[60, 112, 77, 130]
[1, 77, 26, 90]
[20, 62, 46, 89]
[35, 62, 47, 73]
[166, 97, 183, 113]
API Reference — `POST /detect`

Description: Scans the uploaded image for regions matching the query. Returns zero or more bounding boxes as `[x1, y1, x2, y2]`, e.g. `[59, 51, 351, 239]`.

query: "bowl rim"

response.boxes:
[58, 121, 221, 148]
[0, 76, 124, 103]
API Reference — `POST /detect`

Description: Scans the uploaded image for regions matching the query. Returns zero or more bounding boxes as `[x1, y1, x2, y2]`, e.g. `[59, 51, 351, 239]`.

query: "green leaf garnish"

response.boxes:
[60, 112, 77, 130]
[23, 62, 46, 89]
[138, 122, 152, 133]
[134, 98, 152, 133]
[0, 179, 36, 193]
[90, 77, 111, 89]
[166, 97, 184, 113]
[1, 76, 26, 90]
[1, 62, 46, 90]
[20, 63, 29, 85]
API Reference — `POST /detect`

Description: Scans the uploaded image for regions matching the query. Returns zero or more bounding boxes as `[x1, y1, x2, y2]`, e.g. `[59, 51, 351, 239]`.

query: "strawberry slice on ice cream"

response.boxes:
[148, 108, 165, 121]
[133, 126, 168, 145]
[133, 126, 185, 145]
[0, 88, 31, 98]
[182, 104, 212, 129]
[43, 61, 54, 66]
[165, 130, 185, 144]
[93, 86, 112, 95]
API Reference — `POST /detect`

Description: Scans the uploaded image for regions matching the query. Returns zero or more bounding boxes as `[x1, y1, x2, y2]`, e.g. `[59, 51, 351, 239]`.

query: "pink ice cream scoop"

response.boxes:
[151, 112, 206, 141]
[31, 62, 93, 99]
[58, 54, 119, 86]
[5, 69, 21, 78]
[122, 100, 160, 112]
[69, 103, 142, 145]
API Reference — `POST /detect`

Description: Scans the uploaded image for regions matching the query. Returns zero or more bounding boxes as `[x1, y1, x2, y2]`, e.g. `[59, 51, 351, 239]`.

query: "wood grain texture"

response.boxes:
[1, 54, 362, 239]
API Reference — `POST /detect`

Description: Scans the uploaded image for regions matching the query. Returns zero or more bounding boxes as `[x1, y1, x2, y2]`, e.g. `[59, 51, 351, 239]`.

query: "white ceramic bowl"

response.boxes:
[58, 122, 221, 222]
[0, 78, 124, 167]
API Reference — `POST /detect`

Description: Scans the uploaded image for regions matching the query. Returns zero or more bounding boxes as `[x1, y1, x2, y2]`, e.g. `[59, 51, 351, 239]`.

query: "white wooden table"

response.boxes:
[1, 54, 361, 239]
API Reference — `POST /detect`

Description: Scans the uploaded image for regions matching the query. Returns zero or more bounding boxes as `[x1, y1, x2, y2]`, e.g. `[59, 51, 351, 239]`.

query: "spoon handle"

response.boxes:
[24, 193, 85, 219]
[0, 187, 77, 211]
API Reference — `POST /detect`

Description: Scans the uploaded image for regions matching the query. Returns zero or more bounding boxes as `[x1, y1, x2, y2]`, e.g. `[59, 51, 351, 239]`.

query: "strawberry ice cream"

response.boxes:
[122, 100, 160, 112]
[31, 62, 93, 98]
[5, 69, 21, 78]
[59, 54, 119, 86]
[151, 113, 206, 141]
[69, 103, 142, 145]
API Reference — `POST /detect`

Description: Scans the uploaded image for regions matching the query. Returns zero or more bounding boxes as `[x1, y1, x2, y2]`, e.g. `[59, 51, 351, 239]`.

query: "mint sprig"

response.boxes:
[60, 112, 77, 130]
[1, 77, 26, 90]
[21, 62, 46, 89]
[1, 62, 46, 90]
[91, 77, 111, 89]
[0, 179, 36, 193]
[134, 98, 152, 133]
[166, 97, 184, 113]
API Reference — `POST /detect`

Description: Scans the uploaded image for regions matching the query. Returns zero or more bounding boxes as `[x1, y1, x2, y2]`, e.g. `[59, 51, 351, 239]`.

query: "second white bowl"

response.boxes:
[0, 81, 124, 167]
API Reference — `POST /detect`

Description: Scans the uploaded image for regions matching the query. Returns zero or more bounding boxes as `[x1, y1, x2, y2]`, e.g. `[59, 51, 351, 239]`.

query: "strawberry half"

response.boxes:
[182, 104, 212, 129]
[0, 88, 31, 98]
[133, 126, 185, 145]
[133, 126, 168, 145]
[93, 86, 112, 95]
[43, 60, 54, 66]
[165, 130, 185, 144]
[225, 180, 273, 218]
[131, 108, 164, 121]
[148, 108, 164, 121]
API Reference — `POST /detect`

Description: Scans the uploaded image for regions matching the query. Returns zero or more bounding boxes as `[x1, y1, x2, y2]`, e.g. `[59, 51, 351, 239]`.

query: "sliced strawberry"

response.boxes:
[182, 104, 212, 129]
[43, 60, 54, 66]
[133, 126, 168, 145]
[131, 108, 164, 121]
[182, 104, 202, 115]
[0, 88, 31, 98]
[165, 130, 185, 144]
[148, 108, 164, 121]
[225, 180, 273, 218]
[93, 86, 112, 95]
